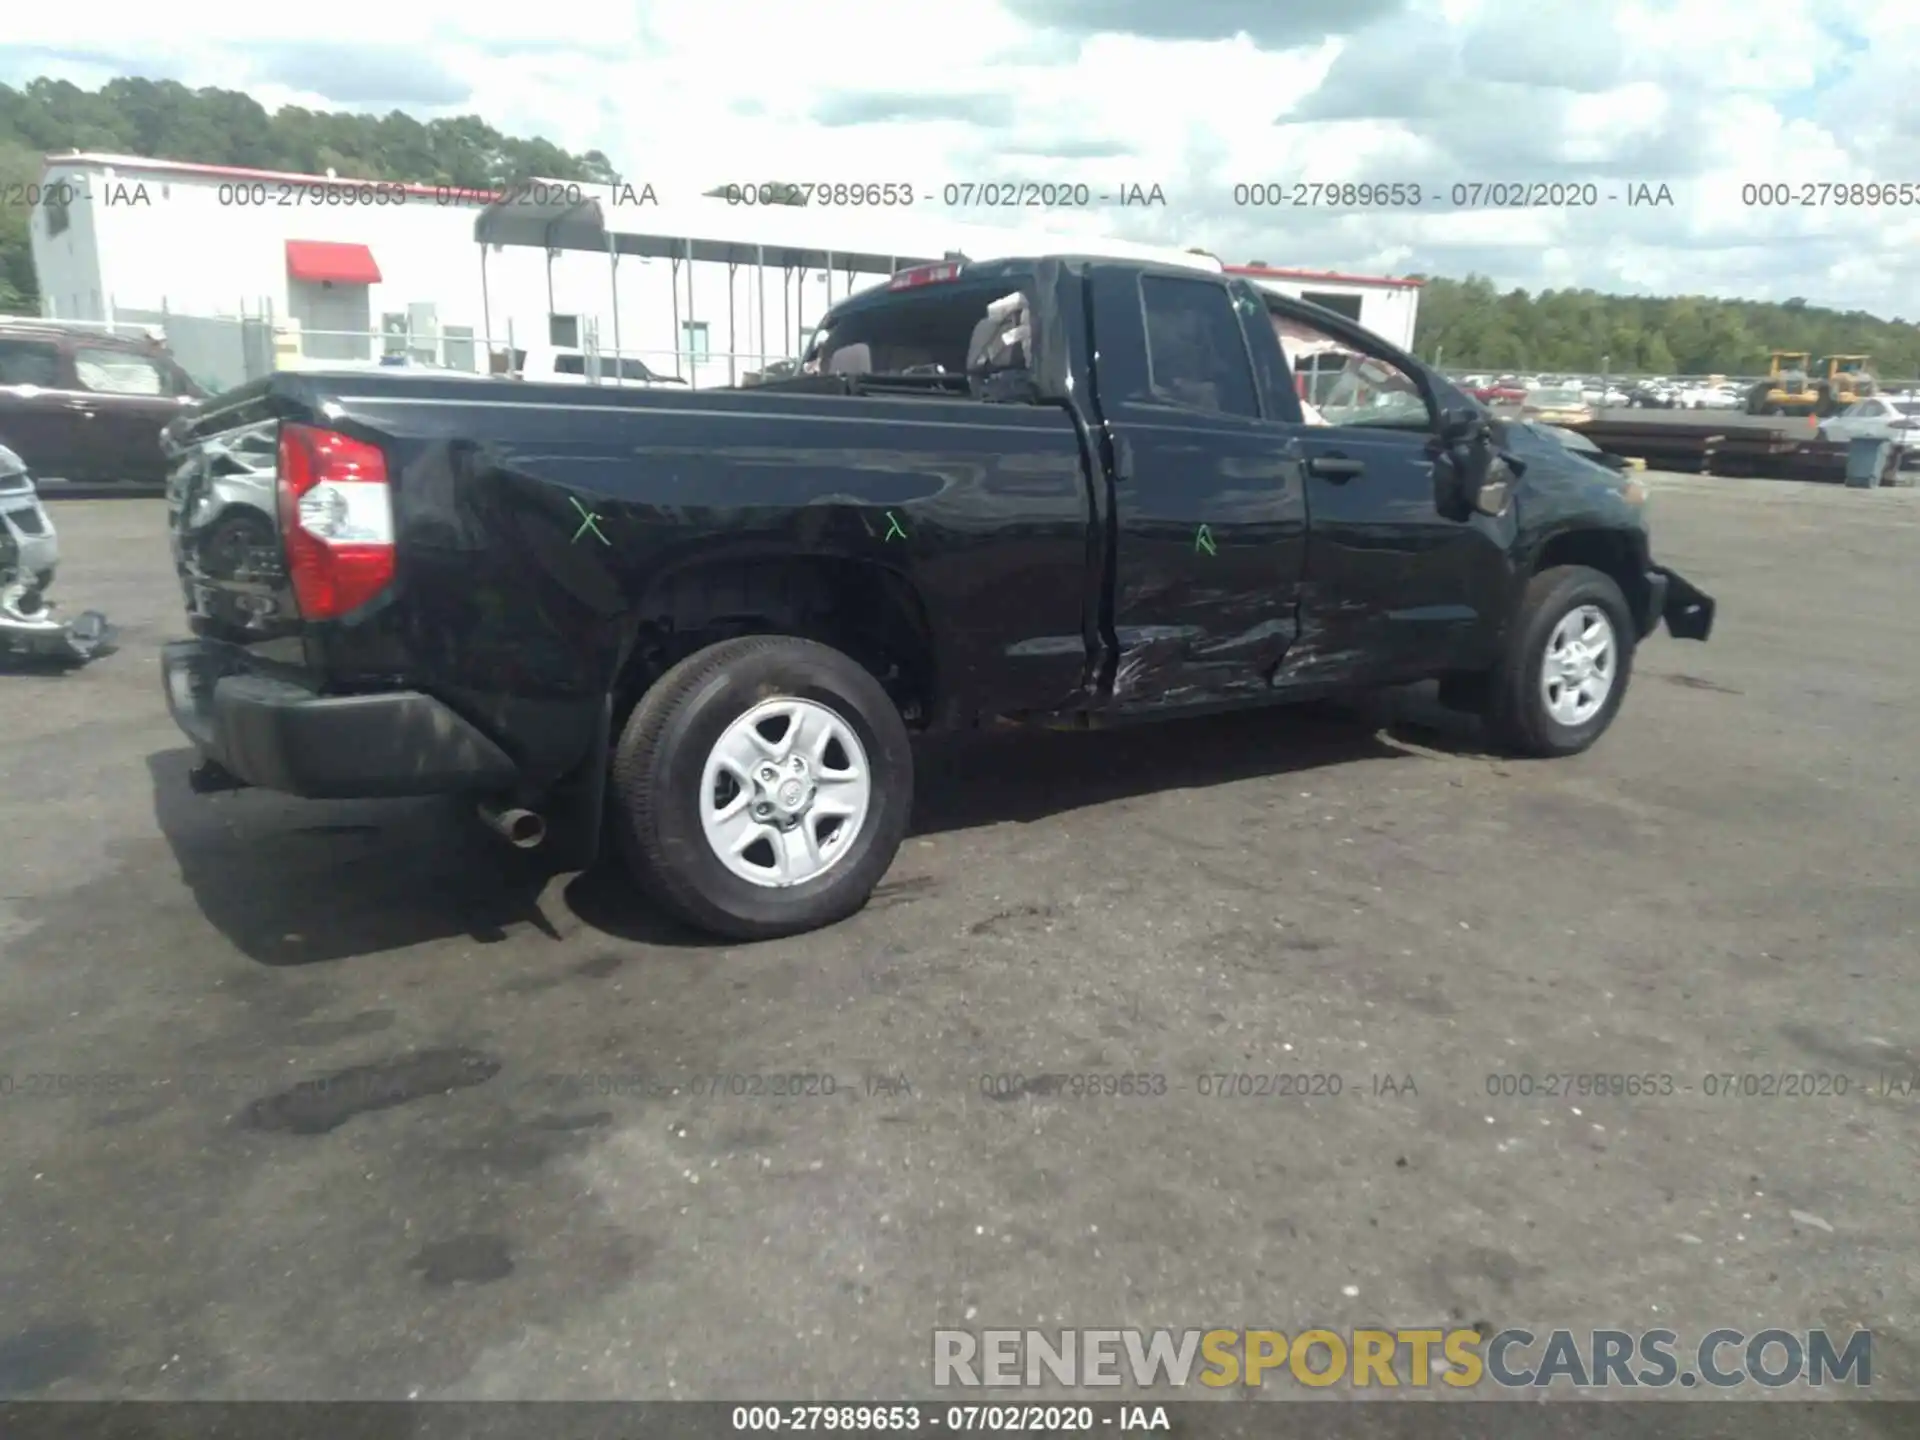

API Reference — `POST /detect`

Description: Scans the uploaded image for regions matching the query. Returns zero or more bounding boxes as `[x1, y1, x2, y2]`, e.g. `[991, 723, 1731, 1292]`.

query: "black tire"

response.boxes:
[1483, 566, 1636, 758]
[609, 634, 913, 940]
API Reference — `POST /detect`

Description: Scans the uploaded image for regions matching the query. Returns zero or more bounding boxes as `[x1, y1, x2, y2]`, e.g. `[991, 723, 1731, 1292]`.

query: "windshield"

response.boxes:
[1894, 401, 1920, 417]
[1529, 388, 1585, 406]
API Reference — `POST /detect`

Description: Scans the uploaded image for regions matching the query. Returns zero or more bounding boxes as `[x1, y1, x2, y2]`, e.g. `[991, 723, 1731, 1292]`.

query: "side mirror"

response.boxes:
[1440, 404, 1484, 443]
[1432, 412, 1518, 520]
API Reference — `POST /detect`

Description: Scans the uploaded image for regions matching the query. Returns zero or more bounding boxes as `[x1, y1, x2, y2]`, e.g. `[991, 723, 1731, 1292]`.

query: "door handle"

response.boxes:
[1110, 432, 1134, 481]
[1307, 454, 1364, 480]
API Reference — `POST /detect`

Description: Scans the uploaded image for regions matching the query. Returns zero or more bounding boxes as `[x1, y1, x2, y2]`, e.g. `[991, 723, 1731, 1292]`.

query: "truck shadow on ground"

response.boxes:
[903, 699, 1424, 834]
[145, 746, 596, 967]
[571, 699, 1453, 943]
[151, 696, 1472, 965]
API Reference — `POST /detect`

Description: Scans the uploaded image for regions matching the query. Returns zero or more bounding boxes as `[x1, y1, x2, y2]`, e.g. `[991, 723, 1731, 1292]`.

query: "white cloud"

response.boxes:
[5, 0, 1919, 315]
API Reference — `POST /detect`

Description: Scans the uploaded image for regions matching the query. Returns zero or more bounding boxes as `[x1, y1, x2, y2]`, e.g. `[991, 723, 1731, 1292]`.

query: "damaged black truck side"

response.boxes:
[161, 255, 1715, 939]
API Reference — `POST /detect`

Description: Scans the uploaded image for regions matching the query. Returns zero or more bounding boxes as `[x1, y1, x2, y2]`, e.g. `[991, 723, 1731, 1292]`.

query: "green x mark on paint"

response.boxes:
[1194, 523, 1217, 557]
[883, 511, 907, 542]
[570, 496, 610, 546]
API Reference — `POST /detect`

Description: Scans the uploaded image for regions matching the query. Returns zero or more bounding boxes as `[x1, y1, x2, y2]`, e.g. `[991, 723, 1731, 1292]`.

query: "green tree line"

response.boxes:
[0, 76, 618, 308]
[1413, 274, 1920, 379]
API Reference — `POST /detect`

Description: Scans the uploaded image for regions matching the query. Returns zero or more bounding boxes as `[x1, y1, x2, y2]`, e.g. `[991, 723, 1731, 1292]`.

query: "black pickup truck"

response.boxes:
[160, 254, 1714, 939]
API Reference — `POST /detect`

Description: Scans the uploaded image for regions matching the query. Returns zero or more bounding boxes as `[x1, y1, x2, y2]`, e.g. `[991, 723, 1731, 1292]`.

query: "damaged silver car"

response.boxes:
[0, 444, 112, 664]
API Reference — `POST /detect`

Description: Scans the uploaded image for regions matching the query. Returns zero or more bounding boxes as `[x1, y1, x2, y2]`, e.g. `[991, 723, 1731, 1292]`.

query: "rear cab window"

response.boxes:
[804, 278, 1034, 378]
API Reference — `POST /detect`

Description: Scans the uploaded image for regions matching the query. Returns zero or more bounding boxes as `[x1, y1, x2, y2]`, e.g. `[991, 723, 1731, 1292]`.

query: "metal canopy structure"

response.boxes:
[473, 189, 950, 384]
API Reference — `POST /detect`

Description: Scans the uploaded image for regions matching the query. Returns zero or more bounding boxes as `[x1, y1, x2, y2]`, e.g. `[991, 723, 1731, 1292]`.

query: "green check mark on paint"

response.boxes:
[570, 496, 609, 545]
[1194, 524, 1216, 557]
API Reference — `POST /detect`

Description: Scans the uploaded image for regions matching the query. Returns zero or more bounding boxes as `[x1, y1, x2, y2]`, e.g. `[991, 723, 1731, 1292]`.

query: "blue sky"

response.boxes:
[4, 0, 1917, 316]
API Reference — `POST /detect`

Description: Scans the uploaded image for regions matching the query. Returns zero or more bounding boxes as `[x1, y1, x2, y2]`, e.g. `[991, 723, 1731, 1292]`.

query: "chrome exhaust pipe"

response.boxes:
[478, 801, 546, 849]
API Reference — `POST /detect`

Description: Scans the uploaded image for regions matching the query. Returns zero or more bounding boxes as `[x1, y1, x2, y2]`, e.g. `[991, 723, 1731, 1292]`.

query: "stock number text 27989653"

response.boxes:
[1232, 182, 1607, 208]
[1742, 182, 1920, 206]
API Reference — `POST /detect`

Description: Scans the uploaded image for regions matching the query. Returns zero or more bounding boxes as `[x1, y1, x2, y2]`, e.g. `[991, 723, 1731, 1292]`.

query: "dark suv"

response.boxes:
[0, 322, 204, 487]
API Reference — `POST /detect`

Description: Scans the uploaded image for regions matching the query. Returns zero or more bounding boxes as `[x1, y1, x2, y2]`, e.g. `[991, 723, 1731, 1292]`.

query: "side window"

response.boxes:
[73, 348, 169, 396]
[554, 354, 588, 376]
[0, 339, 62, 388]
[1139, 276, 1259, 419]
[1267, 313, 1432, 432]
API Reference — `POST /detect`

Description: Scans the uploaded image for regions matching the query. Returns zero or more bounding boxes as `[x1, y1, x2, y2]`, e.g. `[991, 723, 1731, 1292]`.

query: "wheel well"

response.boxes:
[615, 556, 937, 726]
[1534, 529, 1651, 633]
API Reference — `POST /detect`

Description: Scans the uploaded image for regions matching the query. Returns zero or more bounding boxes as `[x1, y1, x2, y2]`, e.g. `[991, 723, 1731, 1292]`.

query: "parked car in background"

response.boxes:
[1472, 379, 1528, 405]
[514, 345, 688, 386]
[0, 442, 57, 592]
[1814, 395, 1920, 444]
[1520, 386, 1595, 426]
[1676, 380, 1740, 409]
[1626, 382, 1678, 408]
[0, 320, 205, 487]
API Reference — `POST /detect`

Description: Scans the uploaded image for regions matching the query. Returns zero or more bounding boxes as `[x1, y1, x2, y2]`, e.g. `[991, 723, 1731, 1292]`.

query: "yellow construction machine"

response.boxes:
[1744, 351, 1819, 416]
[1814, 355, 1876, 416]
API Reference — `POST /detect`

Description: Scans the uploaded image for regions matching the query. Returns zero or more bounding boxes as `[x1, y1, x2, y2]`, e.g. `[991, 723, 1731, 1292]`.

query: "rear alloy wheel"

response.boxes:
[1484, 565, 1636, 757]
[610, 635, 913, 940]
[699, 697, 873, 889]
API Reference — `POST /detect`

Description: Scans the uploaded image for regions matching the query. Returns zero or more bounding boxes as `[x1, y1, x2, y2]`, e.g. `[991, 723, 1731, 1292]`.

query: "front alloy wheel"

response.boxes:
[1540, 605, 1616, 727]
[1484, 565, 1637, 757]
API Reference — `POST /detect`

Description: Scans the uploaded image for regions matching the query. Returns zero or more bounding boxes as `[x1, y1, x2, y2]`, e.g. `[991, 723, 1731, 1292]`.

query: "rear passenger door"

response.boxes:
[69, 345, 194, 485]
[1086, 266, 1309, 709]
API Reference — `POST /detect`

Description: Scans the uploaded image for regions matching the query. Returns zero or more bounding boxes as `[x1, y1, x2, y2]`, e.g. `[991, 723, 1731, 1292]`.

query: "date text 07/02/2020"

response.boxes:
[1228, 181, 1675, 208]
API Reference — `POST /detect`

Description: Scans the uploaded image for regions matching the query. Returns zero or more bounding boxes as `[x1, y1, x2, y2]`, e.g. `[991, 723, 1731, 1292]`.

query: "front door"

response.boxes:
[1255, 305, 1509, 685]
[1085, 265, 1308, 710]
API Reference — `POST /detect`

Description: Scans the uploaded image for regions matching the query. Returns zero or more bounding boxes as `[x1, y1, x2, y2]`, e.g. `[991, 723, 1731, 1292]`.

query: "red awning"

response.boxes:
[285, 240, 381, 285]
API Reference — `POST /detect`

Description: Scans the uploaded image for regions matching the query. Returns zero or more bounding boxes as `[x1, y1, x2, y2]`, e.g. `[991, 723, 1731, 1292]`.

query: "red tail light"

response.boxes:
[276, 423, 394, 619]
[889, 262, 963, 289]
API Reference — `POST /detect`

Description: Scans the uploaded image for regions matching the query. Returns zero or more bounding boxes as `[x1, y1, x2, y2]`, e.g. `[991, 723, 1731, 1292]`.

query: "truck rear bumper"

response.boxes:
[1645, 567, 1715, 642]
[161, 639, 519, 799]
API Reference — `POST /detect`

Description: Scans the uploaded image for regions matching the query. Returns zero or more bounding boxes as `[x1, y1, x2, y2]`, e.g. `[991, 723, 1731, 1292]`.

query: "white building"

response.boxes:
[1225, 264, 1422, 353]
[28, 152, 1221, 391]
